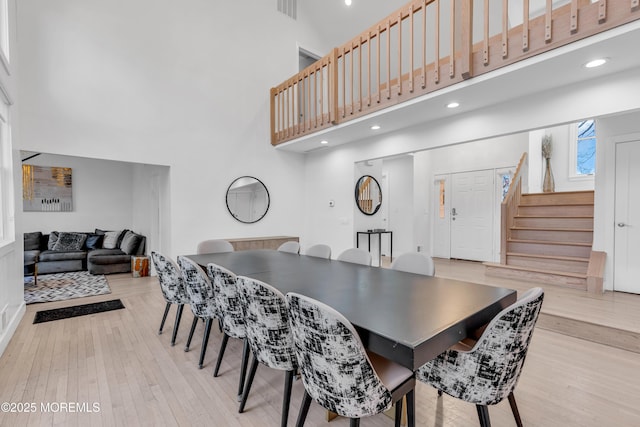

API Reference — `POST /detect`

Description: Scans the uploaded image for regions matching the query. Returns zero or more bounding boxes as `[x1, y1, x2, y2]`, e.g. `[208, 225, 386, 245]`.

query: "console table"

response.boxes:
[356, 230, 392, 266]
[226, 236, 299, 251]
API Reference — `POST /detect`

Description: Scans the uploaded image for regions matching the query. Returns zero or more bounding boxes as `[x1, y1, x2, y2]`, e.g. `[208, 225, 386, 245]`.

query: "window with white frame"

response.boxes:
[569, 119, 596, 179]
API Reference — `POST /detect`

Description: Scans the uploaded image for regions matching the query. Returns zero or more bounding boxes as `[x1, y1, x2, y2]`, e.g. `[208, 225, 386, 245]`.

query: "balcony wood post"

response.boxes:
[270, 87, 277, 145]
[461, 0, 474, 79]
[331, 48, 339, 124]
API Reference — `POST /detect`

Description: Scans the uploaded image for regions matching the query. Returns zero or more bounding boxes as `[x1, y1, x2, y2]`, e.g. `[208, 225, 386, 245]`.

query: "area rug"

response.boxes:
[24, 271, 112, 304]
[33, 299, 125, 324]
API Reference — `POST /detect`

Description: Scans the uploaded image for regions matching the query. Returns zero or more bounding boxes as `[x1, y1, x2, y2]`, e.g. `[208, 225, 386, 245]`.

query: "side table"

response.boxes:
[131, 255, 150, 278]
[356, 230, 392, 267]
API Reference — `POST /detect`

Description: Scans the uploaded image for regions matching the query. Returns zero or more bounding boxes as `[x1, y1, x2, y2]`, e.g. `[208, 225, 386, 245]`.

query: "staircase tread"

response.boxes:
[515, 215, 594, 218]
[508, 239, 592, 246]
[511, 226, 593, 232]
[484, 262, 588, 278]
[506, 252, 590, 262]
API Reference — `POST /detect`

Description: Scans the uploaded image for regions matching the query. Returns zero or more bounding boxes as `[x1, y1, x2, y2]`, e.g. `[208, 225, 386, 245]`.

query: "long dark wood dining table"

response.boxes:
[186, 249, 517, 371]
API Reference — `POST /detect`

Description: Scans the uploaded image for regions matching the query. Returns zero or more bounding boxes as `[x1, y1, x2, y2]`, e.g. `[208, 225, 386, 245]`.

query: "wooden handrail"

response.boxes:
[500, 152, 528, 264]
[270, 0, 639, 146]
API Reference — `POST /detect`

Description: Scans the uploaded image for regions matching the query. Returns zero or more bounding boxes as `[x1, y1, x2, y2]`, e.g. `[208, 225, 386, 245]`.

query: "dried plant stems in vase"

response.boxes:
[542, 135, 555, 193]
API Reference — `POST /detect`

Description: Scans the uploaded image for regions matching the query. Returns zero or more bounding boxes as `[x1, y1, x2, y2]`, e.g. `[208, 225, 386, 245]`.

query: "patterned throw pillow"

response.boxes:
[102, 230, 123, 249]
[52, 232, 87, 251]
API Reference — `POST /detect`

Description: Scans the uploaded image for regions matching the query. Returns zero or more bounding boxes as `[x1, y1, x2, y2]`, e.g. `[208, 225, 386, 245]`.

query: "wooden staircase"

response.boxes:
[485, 153, 605, 292]
[486, 191, 595, 289]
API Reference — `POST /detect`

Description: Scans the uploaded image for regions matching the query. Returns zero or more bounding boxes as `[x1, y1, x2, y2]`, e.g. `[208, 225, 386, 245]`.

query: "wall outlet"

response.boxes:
[417, 245, 423, 252]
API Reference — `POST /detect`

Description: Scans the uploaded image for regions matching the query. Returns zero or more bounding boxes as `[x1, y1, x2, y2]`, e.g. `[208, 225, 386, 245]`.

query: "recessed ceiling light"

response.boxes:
[320, 140, 329, 145]
[345, 0, 352, 5]
[446, 102, 460, 109]
[584, 58, 608, 68]
[370, 125, 381, 130]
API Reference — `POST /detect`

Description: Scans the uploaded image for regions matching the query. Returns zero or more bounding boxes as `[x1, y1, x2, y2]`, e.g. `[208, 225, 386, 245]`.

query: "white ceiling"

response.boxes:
[298, 0, 408, 48]
[281, 4, 640, 153]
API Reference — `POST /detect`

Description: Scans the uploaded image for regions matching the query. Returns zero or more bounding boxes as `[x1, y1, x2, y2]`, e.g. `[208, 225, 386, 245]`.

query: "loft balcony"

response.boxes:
[270, 0, 640, 152]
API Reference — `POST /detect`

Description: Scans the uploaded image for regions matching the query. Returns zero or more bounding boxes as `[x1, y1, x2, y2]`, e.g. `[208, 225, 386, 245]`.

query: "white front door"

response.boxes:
[450, 170, 495, 262]
[614, 140, 640, 294]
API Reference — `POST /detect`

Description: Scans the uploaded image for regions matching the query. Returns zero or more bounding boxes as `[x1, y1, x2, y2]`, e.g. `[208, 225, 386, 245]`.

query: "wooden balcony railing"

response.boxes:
[271, 0, 640, 146]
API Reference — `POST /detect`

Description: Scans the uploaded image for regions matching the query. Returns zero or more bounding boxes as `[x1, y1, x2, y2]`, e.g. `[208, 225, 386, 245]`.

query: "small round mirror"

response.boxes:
[226, 176, 270, 223]
[355, 175, 382, 215]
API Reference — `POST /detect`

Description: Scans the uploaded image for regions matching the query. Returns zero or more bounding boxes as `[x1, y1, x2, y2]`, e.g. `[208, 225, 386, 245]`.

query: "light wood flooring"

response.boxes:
[1, 259, 640, 426]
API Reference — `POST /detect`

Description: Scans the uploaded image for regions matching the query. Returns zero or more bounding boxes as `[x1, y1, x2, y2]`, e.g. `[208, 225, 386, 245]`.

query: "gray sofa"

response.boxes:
[24, 229, 146, 275]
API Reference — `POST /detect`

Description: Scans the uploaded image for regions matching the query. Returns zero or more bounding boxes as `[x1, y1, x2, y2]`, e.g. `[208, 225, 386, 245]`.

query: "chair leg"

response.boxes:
[281, 370, 295, 427]
[185, 317, 198, 352]
[239, 354, 259, 413]
[508, 392, 523, 427]
[349, 418, 360, 427]
[437, 389, 443, 397]
[295, 390, 312, 427]
[237, 338, 250, 401]
[476, 405, 491, 427]
[213, 333, 230, 377]
[170, 304, 184, 346]
[394, 397, 403, 427]
[406, 389, 415, 427]
[159, 302, 171, 334]
[198, 318, 213, 369]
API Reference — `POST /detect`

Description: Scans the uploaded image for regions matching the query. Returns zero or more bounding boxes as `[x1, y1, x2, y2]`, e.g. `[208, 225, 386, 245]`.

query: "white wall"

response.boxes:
[16, 0, 332, 258]
[382, 156, 414, 256]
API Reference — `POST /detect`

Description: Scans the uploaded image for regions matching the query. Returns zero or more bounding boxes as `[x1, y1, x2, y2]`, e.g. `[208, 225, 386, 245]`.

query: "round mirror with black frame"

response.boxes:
[226, 176, 270, 223]
[355, 175, 382, 215]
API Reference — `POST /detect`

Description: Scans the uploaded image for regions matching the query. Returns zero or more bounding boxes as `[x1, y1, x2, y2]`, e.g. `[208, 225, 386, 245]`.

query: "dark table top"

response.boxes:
[187, 250, 516, 370]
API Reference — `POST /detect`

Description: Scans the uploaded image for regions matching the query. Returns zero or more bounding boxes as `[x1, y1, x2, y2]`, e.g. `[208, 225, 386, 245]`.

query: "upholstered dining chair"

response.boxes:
[206, 262, 250, 400]
[416, 287, 544, 427]
[337, 248, 372, 266]
[197, 239, 234, 254]
[390, 252, 435, 276]
[304, 244, 331, 259]
[286, 292, 415, 427]
[277, 241, 300, 254]
[236, 276, 297, 427]
[177, 256, 219, 369]
[150, 251, 190, 346]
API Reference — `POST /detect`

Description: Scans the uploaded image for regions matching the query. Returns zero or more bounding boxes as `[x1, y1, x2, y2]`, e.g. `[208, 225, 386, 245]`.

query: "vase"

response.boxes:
[543, 158, 555, 193]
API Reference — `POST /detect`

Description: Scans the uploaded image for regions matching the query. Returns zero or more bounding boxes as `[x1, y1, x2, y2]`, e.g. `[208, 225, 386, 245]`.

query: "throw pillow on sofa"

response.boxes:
[52, 232, 87, 251]
[24, 232, 42, 250]
[47, 231, 59, 250]
[119, 230, 142, 255]
[84, 233, 104, 250]
[102, 230, 123, 249]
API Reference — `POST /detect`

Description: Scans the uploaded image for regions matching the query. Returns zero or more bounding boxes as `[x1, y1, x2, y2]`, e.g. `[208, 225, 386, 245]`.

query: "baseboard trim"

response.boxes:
[537, 312, 640, 354]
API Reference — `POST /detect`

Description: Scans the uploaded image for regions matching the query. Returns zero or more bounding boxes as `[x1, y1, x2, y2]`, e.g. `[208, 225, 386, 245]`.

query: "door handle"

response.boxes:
[617, 223, 627, 228]
[451, 208, 457, 216]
